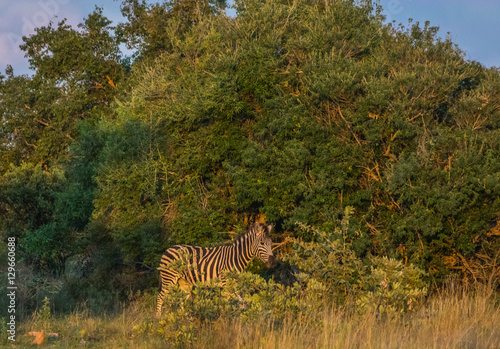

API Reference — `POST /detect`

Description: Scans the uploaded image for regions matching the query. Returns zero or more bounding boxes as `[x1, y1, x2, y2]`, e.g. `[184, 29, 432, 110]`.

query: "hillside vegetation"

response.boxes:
[1, 0, 499, 346]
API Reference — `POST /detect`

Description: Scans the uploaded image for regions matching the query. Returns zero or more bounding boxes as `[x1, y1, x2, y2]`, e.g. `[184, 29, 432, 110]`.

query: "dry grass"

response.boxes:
[12, 285, 499, 348]
[195, 286, 499, 349]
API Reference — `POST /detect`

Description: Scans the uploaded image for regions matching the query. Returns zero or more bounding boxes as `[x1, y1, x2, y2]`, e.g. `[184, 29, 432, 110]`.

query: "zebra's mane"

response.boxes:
[233, 222, 268, 243]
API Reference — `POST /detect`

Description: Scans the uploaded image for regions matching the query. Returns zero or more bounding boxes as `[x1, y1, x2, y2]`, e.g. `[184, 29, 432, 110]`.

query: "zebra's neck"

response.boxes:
[230, 230, 257, 272]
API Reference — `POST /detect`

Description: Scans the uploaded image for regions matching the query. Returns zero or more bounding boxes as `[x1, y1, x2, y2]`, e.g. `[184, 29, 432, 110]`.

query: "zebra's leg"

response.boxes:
[156, 287, 168, 318]
[156, 269, 179, 318]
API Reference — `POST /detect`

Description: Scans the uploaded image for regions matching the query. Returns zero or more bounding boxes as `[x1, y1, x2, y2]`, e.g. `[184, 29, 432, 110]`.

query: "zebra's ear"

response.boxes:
[267, 225, 272, 233]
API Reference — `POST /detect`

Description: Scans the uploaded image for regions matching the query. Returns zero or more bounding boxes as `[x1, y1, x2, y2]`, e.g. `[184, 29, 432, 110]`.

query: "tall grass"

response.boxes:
[10, 284, 499, 348]
[195, 285, 499, 349]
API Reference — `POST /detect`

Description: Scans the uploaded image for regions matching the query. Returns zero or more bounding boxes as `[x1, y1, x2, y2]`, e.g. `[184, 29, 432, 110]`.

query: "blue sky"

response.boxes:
[1, 0, 499, 76]
[378, 0, 500, 68]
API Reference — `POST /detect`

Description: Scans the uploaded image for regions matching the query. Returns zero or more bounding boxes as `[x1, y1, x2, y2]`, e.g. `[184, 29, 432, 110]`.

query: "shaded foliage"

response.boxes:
[1, 0, 499, 314]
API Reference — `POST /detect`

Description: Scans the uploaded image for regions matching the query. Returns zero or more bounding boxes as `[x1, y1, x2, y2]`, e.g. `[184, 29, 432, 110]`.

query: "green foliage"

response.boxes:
[34, 296, 53, 333]
[286, 217, 428, 314]
[154, 271, 327, 346]
[0, 160, 96, 274]
[118, 0, 227, 64]
[356, 257, 428, 315]
[0, 69, 34, 173]
[93, 0, 500, 278]
[285, 207, 366, 302]
[155, 286, 199, 346]
[1, 0, 499, 317]
[0, 8, 125, 170]
[0, 163, 64, 238]
[224, 271, 327, 323]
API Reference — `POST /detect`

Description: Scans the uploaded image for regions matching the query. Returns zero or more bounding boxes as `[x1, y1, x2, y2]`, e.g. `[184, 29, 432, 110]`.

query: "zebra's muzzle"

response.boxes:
[266, 255, 276, 268]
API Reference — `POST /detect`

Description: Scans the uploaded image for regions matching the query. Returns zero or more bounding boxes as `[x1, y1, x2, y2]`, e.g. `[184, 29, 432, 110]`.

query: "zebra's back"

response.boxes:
[159, 244, 231, 285]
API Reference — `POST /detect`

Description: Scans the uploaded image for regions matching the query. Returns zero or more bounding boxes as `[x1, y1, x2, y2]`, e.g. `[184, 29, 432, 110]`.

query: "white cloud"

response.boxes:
[0, 33, 25, 70]
[0, 0, 88, 74]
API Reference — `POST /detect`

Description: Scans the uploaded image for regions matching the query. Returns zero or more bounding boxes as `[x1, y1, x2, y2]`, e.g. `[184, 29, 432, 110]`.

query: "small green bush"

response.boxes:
[285, 210, 429, 313]
[285, 207, 367, 302]
[154, 270, 328, 346]
[356, 257, 428, 315]
[32, 296, 53, 334]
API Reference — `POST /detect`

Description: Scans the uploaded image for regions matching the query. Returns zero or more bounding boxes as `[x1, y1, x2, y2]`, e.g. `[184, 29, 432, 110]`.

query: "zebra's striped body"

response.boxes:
[156, 222, 275, 317]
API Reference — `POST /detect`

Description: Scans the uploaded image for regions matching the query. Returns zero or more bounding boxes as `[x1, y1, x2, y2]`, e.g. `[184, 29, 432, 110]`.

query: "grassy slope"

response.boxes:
[10, 285, 499, 348]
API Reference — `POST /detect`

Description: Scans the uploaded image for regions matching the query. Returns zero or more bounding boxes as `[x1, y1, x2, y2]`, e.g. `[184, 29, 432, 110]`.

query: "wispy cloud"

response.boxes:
[0, 34, 24, 72]
[0, 0, 89, 74]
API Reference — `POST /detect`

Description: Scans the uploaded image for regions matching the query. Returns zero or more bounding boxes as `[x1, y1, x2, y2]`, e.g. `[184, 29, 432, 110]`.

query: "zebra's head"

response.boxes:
[252, 223, 276, 268]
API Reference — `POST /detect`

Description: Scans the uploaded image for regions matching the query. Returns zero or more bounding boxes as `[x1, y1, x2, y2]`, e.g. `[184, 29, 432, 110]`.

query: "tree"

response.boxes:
[0, 8, 126, 274]
[117, 0, 227, 64]
[93, 0, 500, 278]
[0, 67, 34, 172]
[0, 8, 126, 172]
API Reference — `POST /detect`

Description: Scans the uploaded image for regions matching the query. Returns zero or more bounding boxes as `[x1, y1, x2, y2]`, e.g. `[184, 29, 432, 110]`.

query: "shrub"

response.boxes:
[284, 207, 367, 303]
[154, 270, 328, 346]
[285, 209, 429, 313]
[356, 257, 428, 315]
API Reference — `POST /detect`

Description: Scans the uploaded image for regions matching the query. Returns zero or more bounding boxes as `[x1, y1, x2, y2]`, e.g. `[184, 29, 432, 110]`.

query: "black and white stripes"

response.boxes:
[156, 222, 275, 317]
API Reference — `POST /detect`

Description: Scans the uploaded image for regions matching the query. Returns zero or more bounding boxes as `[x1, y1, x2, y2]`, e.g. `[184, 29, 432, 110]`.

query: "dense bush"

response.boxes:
[147, 217, 428, 346]
[286, 211, 428, 314]
[152, 271, 327, 345]
[89, 0, 499, 278]
[1, 0, 499, 318]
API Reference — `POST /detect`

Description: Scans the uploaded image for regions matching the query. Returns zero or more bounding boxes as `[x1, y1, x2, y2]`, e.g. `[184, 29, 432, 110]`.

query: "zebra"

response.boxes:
[156, 222, 276, 317]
